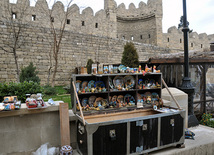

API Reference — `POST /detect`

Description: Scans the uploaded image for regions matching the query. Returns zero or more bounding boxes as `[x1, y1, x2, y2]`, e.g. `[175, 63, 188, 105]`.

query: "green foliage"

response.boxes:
[121, 42, 139, 68]
[0, 82, 43, 103]
[86, 59, 94, 74]
[200, 113, 214, 128]
[20, 62, 40, 83]
[42, 86, 71, 108]
[43, 85, 56, 95]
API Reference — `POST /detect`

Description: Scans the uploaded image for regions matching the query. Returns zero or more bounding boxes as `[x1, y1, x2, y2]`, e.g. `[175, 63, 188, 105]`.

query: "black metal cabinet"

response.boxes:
[130, 118, 158, 154]
[160, 114, 184, 146]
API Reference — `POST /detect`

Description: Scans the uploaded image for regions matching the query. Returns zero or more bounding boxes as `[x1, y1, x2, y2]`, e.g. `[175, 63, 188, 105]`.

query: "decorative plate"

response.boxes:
[81, 81, 88, 89]
[88, 96, 96, 107]
[81, 98, 88, 107]
[76, 80, 82, 92]
[113, 76, 124, 88]
[88, 80, 95, 88]
[124, 75, 135, 88]
[138, 79, 143, 85]
[95, 81, 105, 88]
[109, 78, 114, 89]
[117, 95, 124, 103]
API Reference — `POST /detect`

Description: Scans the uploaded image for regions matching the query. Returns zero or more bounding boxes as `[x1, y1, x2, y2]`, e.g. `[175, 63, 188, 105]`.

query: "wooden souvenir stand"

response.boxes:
[71, 73, 185, 155]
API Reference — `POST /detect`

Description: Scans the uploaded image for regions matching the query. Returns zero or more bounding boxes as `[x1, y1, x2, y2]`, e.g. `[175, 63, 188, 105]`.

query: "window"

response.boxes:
[131, 36, 134, 40]
[82, 21, 85, 26]
[32, 15, 36, 21]
[180, 39, 182, 43]
[95, 23, 98, 28]
[140, 35, 143, 39]
[51, 17, 54, 22]
[201, 44, 203, 48]
[168, 38, 170, 42]
[191, 43, 193, 47]
[148, 34, 151, 38]
[12, 12, 17, 19]
[67, 19, 70, 24]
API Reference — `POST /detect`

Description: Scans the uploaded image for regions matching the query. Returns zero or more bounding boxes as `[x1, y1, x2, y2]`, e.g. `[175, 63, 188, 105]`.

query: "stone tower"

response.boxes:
[104, 0, 117, 38]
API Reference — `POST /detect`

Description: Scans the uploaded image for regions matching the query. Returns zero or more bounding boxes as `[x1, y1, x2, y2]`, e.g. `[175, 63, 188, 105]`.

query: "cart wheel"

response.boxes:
[176, 143, 185, 148]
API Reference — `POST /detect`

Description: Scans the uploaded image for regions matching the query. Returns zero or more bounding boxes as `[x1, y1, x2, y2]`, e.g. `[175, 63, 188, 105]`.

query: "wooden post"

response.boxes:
[72, 81, 86, 125]
[59, 102, 70, 146]
[162, 78, 182, 110]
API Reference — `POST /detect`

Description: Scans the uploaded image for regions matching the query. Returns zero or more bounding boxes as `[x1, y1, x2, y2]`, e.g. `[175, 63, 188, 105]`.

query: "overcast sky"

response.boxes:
[10, 0, 214, 35]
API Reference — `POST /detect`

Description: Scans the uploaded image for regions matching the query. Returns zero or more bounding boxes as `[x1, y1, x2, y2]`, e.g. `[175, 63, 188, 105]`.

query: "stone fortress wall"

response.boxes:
[0, 0, 213, 85]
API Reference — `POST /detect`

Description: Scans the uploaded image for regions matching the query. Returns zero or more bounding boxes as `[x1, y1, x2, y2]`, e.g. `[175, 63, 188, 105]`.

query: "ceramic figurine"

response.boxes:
[139, 65, 141, 73]
[153, 65, 156, 73]
[146, 96, 152, 104]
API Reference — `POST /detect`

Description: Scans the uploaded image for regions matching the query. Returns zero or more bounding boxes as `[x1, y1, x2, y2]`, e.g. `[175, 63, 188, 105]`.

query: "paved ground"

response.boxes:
[151, 125, 214, 155]
[73, 125, 214, 155]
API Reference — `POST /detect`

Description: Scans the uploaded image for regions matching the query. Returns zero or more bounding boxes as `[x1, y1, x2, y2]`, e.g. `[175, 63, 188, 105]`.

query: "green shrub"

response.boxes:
[43, 85, 56, 95]
[0, 81, 43, 103]
[20, 62, 40, 83]
[86, 59, 94, 74]
[121, 42, 139, 68]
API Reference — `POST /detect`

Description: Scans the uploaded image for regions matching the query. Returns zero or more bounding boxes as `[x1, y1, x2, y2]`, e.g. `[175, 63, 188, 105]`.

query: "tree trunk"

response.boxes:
[14, 49, 20, 82]
[51, 58, 58, 87]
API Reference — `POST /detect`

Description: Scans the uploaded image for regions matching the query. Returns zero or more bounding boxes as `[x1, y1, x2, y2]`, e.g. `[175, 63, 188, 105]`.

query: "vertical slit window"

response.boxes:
[191, 43, 193, 47]
[67, 19, 70, 24]
[148, 34, 151, 38]
[95, 23, 98, 28]
[82, 21, 85, 26]
[32, 15, 36, 21]
[168, 38, 170, 42]
[51, 17, 54, 22]
[180, 39, 182, 43]
[201, 44, 203, 48]
[12, 12, 17, 19]
[131, 36, 134, 40]
[140, 35, 143, 39]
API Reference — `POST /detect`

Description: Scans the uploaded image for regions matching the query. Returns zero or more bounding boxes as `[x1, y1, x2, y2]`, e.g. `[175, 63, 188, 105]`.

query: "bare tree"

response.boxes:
[37, 0, 73, 87]
[0, 1, 29, 82]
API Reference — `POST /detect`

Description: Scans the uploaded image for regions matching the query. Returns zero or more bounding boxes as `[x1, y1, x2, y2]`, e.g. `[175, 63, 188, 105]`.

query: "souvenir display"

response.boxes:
[88, 96, 96, 107]
[103, 65, 109, 74]
[124, 75, 135, 90]
[113, 76, 124, 90]
[124, 94, 135, 106]
[26, 94, 45, 109]
[1, 96, 21, 111]
[98, 63, 103, 74]
[0, 103, 4, 111]
[118, 65, 126, 73]
[76, 80, 82, 93]
[92, 64, 97, 74]
[137, 93, 143, 108]
[88, 80, 95, 89]
[81, 81, 88, 90]
[113, 66, 118, 73]
[117, 95, 124, 107]
[109, 65, 113, 74]
[81, 98, 88, 107]
[109, 77, 114, 90]
[72, 72, 185, 155]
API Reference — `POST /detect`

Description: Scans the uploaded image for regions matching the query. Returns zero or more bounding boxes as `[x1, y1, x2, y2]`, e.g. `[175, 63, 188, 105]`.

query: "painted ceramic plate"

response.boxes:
[124, 75, 135, 88]
[88, 80, 95, 88]
[113, 76, 124, 88]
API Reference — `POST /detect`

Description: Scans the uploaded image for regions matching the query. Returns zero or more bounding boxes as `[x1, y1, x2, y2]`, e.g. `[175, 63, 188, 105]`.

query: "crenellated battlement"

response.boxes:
[0, 0, 163, 40]
[162, 26, 214, 52]
[116, 0, 162, 20]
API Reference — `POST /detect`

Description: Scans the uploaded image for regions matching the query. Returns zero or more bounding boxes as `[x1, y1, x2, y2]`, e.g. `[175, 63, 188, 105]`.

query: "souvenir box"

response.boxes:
[71, 73, 185, 155]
